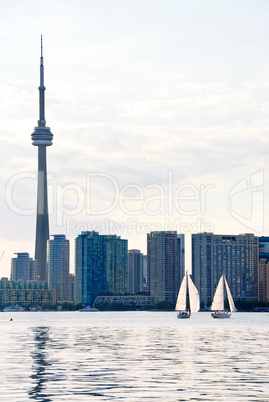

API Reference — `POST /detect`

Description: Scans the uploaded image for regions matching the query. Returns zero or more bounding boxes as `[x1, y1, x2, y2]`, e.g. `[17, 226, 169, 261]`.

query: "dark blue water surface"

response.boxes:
[0, 311, 268, 401]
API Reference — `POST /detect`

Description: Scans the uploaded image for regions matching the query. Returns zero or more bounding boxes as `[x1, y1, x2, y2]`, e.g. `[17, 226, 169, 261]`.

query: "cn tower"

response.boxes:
[31, 36, 53, 281]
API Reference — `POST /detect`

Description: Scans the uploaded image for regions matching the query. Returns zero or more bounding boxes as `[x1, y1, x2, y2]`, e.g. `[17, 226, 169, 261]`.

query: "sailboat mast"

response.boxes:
[186, 274, 190, 310]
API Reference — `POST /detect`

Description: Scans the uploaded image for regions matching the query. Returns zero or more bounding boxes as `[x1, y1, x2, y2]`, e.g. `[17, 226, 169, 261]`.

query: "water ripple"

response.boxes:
[0, 312, 268, 400]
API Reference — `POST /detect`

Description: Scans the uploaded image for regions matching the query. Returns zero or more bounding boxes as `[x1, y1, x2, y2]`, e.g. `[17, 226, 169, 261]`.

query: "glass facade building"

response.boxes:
[75, 231, 128, 305]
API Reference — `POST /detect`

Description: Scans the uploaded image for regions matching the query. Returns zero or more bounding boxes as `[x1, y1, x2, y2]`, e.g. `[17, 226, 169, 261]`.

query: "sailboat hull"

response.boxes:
[177, 310, 191, 319]
[211, 311, 231, 318]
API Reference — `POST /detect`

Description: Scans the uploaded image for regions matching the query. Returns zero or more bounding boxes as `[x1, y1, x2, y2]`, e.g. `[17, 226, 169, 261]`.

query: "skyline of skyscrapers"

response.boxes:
[4, 229, 269, 307]
[2, 40, 269, 308]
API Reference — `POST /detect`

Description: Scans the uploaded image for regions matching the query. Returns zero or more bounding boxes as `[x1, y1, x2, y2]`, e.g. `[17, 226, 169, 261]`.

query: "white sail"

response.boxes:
[211, 275, 224, 311]
[224, 276, 237, 312]
[175, 273, 200, 312]
[188, 274, 200, 313]
[175, 274, 187, 311]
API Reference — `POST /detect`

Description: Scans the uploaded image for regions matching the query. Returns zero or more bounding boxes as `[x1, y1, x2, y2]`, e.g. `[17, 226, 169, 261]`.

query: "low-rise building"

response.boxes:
[0, 280, 56, 308]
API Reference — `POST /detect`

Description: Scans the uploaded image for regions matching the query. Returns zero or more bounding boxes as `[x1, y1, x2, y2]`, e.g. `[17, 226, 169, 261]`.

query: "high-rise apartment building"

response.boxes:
[75, 231, 128, 305]
[11, 253, 37, 281]
[177, 234, 185, 285]
[258, 236, 269, 302]
[47, 235, 70, 302]
[128, 249, 144, 294]
[192, 232, 259, 307]
[147, 231, 179, 304]
[68, 273, 75, 303]
[106, 235, 128, 295]
[143, 255, 148, 292]
[75, 231, 109, 305]
[31, 36, 53, 281]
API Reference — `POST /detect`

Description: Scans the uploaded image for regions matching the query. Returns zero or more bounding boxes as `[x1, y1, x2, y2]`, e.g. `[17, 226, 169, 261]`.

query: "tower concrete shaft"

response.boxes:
[31, 36, 53, 281]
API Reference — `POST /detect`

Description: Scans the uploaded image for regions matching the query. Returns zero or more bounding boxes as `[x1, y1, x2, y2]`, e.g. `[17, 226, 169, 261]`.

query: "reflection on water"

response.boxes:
[0, 312, 268, 401]
[29, 327, 51, 401]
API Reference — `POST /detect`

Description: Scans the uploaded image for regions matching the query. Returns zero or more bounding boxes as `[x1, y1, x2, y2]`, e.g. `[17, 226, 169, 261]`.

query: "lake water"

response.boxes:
[0, 311, 268, 401]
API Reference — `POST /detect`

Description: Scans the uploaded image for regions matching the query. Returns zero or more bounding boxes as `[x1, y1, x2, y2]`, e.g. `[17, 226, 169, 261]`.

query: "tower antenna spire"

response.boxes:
[41, 34, 43, 58]
[38, 34, 45, 124]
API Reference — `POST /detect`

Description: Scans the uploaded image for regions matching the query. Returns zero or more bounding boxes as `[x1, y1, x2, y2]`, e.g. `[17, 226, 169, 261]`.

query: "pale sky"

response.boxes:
[1, 0, 269, 277]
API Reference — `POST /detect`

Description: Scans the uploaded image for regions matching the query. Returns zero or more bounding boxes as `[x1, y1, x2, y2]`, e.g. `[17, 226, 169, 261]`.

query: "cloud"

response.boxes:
[2, 1, 269, 276]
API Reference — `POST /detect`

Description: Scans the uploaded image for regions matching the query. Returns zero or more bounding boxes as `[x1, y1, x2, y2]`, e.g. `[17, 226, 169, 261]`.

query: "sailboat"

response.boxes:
[211, 274, 237, 318]
[175, 272, 200, 318]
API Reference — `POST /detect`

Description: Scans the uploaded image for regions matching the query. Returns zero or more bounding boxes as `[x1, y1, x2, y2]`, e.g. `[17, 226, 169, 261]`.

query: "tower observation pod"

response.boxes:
[31, 35, 53, 281]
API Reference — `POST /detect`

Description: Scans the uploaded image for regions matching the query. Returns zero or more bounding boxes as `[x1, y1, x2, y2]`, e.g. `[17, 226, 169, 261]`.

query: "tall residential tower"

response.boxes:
[192, 232, 259, 307]
[31, 36, 53, 281]
[47, 235, 70, 302]
[75, 231, 128, 305]
[128, 249, 144, 294]
[10, 252, 37, 281]
[147, 231, 179, 305]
